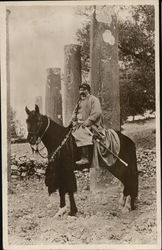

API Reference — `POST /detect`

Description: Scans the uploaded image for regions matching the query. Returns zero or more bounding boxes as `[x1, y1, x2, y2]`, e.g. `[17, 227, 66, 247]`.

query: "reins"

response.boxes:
[40, 117, 51, 141]
[48, 127, 73, 163]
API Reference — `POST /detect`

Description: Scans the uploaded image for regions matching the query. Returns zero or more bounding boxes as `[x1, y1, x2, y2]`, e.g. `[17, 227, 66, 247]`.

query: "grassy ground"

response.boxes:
[122, 118, 156, 149]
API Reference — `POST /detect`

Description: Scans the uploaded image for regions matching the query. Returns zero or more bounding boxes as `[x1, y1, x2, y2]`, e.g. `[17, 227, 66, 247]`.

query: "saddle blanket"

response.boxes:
[91, 129, 120, 168]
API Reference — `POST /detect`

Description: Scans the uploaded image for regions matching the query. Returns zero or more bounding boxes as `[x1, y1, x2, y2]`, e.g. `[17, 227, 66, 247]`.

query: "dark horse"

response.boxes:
[25, 104, 138, 216]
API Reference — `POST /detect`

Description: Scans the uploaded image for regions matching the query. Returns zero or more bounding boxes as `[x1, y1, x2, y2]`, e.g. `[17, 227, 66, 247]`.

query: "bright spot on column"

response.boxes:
[102, 30, 115, 45]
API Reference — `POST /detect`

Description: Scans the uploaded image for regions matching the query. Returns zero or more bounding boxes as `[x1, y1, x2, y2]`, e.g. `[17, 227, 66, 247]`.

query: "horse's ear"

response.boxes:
[35, 104, 40, 114]
[25, 106, 30, 115]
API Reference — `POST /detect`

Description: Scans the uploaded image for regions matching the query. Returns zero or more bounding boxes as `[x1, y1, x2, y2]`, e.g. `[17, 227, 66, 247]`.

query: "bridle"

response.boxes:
[29, 115, 73, 162]
[29, 116, 50, 158]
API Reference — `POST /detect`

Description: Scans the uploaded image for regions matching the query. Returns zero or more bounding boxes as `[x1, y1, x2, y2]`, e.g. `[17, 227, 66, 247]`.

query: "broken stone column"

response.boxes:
[45, 68, 62, 125]
[90, 7, 120, 129]
[62, 44, 81, 127]
[35, 96, 43, 113]
[90, 7, 120, 191]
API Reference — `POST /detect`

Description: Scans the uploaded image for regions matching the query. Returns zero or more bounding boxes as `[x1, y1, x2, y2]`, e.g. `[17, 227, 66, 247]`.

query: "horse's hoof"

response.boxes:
[119, 204, 124, 210]
[131, 205, 136, 210]
[68, 208, 78, 216]
[119, 201, 126, 210]
[122, 195, 131, 212]
[68, 212, 76, 216]
[122, 207, 130, 214]
[131, 197, 138, 210]
[54, 206, 67, 217]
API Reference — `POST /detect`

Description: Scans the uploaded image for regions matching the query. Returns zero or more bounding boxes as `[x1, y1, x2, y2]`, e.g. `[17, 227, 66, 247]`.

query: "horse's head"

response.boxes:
[25, 104, 42, 145]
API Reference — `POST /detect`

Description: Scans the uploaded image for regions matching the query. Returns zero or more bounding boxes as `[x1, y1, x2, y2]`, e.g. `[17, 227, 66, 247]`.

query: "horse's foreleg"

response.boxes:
[59, 189, 66, 208]
[54, 189, 67, 217]
[68, 192, 78, 216]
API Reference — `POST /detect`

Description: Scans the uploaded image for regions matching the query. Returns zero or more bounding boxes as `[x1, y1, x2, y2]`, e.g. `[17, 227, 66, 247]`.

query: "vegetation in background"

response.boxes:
[76, 5, 155, 122]
[11, 106, 17, 139]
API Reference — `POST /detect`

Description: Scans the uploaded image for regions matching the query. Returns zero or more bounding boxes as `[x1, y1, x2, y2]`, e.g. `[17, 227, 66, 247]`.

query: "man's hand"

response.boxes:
[82, 119, 91, 128]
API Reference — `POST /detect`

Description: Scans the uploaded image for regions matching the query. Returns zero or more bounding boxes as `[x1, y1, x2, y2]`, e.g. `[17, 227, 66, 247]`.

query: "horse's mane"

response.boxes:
[42, 114, 71, 131]
[40, 114, 73, 154]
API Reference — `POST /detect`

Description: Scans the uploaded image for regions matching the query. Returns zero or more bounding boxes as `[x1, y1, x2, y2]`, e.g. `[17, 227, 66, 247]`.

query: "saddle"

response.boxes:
[91, 128, 120, 168]
[75, 128, 120, 170]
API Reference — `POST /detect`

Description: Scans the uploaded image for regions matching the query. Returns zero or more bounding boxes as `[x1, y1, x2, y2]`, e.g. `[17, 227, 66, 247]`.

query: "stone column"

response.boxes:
[45, 68, 62, 125]
[90, 7, 120, 129]
[90, 7, 120, 191]
[62, 44, 81, 127]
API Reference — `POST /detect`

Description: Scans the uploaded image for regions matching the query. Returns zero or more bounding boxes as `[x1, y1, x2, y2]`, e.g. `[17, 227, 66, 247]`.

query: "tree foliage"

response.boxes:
[76, 22, 90, 75]
[119, 5, 155, 121]
[76, 5, 155, 122]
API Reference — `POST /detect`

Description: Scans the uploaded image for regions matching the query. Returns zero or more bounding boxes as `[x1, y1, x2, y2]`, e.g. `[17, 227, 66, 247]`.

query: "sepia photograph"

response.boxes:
[0, 1, 161, 249]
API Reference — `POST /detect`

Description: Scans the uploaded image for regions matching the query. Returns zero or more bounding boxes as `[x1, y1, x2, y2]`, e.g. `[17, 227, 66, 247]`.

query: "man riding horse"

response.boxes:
[71, 83, 105, 165]
[25, 85, 138, 214]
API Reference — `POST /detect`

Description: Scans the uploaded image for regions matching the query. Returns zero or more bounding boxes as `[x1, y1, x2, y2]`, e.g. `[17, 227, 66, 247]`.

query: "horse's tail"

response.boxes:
[116, 132, 138, 199]
[129, 142, 138, 199]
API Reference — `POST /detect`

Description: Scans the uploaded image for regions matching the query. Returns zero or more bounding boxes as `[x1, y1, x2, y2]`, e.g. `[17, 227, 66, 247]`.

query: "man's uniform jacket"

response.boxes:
[72, 94, 105, 147]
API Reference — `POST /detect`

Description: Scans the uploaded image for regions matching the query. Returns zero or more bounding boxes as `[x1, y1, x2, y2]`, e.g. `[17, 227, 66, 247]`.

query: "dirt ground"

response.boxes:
[8, 119, 158, 246]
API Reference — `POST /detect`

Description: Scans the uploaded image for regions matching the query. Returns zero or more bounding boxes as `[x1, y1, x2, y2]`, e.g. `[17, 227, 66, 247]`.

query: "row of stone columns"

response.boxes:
[35, 44, 82, 127]
[7, 7, 120, 190]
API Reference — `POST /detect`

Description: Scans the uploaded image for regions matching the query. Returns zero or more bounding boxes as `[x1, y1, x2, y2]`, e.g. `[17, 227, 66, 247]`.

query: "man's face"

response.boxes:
[79, 87, 89, 99]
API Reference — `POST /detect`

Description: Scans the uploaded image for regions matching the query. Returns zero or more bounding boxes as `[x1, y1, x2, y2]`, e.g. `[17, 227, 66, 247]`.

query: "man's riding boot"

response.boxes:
[76, 146, 89, 165]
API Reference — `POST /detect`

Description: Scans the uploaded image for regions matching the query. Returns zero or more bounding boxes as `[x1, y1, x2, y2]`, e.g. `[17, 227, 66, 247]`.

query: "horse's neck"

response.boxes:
[40, 116, 66, 154]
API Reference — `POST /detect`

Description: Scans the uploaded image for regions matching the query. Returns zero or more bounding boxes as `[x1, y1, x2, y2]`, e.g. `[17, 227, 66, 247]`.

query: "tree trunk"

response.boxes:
[90, 7, 120, 191]
[45, 68, 62, 125]
[62, 44, 81, 127]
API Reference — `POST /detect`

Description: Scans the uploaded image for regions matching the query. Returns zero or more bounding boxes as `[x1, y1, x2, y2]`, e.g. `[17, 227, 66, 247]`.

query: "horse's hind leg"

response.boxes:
[122, 178, 137, 213]
[118, 184, 131, 212]
[68, 192, 78, 216]
[120, 181, 132, 213]
[54, 189, 67, 217]
[122, 195, 131, 213]
[122, 176, 138, 212]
